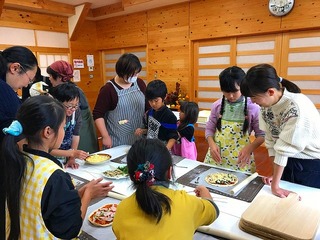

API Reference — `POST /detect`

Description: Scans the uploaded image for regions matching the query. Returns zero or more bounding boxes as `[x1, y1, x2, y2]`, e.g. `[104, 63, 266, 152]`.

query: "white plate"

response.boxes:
[88, 203, 117, 227]
[102, 169, 128, 180]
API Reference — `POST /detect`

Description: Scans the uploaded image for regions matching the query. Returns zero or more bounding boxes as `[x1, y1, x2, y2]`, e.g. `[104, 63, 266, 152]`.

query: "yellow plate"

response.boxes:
[85, 153, 112, 165]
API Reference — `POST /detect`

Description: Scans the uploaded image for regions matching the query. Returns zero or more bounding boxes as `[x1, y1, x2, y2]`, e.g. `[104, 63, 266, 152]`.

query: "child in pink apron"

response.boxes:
[172, 102, 199, 160]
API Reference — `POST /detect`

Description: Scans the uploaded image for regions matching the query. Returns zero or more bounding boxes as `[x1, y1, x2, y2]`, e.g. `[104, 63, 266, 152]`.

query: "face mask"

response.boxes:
[127, 76, 138, 83]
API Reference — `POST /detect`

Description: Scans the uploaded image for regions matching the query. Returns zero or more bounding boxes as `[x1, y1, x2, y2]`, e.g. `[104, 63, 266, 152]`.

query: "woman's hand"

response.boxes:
[102, 135, 112, 149]
[194, 185, 213, 200]
[72, 149, 89, 160]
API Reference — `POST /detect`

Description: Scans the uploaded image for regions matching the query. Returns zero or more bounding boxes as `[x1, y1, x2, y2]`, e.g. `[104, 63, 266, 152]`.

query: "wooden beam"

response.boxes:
[69, 3, 91, 41]
[122, 0, 152, 8]
[0, 0, 4, 16]
[91, 2, 124, 18]
[4, 0, 75, 17]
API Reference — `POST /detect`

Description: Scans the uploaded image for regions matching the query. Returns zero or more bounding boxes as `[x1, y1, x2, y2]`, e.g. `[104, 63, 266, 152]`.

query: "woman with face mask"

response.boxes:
[93, 53, 150, 148]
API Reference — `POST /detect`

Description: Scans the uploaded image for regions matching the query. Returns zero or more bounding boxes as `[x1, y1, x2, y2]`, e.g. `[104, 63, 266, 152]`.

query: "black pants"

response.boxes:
[282, 157, 320, 188]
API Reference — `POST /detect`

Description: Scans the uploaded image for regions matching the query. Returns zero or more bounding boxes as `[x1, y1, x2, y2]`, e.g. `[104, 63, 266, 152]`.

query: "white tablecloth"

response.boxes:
[67, 145, 320, 240]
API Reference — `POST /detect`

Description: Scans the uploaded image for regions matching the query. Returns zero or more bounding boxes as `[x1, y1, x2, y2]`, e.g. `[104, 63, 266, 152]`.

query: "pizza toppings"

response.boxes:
[205, 172, 238, 187]
[103, 168, 127, 178]
[88, 203, 117, 227]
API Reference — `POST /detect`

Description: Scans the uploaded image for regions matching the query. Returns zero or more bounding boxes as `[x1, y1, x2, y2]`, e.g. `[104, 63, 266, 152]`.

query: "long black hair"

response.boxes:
[127, 138, 172, 223]
[0, 46, 38, 80]
[217, 66, 249, 134]
[178, 101, 199, 131]
[1, 96, 65, 240]
[240, 64, 301, 97]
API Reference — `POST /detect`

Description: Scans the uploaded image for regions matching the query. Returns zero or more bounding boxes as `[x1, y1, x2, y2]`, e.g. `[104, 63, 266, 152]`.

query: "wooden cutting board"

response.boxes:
[239, 193, 320, 240]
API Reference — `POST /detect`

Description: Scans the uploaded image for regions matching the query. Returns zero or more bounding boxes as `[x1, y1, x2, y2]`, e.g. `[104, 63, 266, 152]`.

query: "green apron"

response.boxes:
[204, 99, 255, 173]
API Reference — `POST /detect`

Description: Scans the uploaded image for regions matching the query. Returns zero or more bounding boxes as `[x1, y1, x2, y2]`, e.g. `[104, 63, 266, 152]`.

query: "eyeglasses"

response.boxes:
[19, 65, 34, 84]
[63, 103, 80, 110]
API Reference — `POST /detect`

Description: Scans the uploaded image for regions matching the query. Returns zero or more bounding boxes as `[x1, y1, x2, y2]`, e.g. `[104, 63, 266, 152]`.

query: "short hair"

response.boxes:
[145, 79, 167, 100]
[116, 53, 142, 79]
[50, 82, 80, 102]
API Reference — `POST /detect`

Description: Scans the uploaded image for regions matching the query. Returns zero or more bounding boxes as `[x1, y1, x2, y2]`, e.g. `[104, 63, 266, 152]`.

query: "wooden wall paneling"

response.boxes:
[193, 38, 234, 109]
[0, 0, 4, 16]
[95, 12, 148, 49]
[189, 0, 281, 40]
[0, 9, 68, 32]
[4, 0, 74, 17]
[281, 0, 320, 30]
[147, 3, 190, 93]
[70, 20, 102, 110]
[236, 34, 281, 70]
[279, 30, 320, 108]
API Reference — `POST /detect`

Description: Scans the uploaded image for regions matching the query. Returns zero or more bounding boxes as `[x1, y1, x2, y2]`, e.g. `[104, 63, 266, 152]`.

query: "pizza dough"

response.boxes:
[88, 203, 117, 227]
[205, 172, 238, 187]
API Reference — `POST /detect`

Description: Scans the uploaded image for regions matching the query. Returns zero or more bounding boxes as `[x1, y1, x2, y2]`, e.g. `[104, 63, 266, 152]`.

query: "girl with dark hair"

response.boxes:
[241, 64, 320, 198]
[112, 138, 219, 239]
[172, 101, 199, 160]
[1, 95, 113, 240]
[50, 82, 89, 169]
[93, 53, 150, 148]
[0, 46, 38, 144]
[204, 66, 265, 173]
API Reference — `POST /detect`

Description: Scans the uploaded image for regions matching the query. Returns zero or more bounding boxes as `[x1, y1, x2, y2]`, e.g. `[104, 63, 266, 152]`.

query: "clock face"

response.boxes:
[269, 0, 295, 16]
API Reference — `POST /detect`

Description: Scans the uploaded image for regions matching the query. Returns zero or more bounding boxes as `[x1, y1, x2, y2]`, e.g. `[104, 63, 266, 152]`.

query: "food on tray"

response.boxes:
[205, 172, 238, 187]
[103, 166, 128, 179]
[88, 203, 117, 227]
[86, 154, 111, 164]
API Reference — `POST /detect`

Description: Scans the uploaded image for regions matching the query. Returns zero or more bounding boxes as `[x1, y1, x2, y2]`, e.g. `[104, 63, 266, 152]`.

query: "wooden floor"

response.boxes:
[195, 136, 273, 177]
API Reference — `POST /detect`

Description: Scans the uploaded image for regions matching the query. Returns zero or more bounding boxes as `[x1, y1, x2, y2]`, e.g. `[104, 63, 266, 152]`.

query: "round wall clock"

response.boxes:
[269, 0, 295, 17]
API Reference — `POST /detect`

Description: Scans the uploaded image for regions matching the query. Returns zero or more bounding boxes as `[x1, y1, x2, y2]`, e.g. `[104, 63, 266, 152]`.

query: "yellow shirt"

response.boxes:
[112, 186, 218, 240]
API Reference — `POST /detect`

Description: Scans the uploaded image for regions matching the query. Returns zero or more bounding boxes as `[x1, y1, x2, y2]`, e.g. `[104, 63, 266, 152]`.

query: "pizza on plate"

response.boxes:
[205, 172, 238, 187]
[88, 203, 117, 227]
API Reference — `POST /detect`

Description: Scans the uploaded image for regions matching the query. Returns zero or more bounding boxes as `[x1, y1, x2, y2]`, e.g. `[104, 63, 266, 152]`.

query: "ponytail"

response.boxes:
[2, 134, 28, 240]
[242, 97, 249, 135]
[127, 139, 172, 223]
[241, 64, 301, 97]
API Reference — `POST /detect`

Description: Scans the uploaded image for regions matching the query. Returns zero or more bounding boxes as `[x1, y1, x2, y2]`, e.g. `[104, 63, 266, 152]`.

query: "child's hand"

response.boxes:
[85, 178, 114, 200]
[64, 157, 79, 169]
[135, 128, 143, 136]
[194, 185, 213, 200]
[209, 143, 221, 163]
[237, 145, 252, 167]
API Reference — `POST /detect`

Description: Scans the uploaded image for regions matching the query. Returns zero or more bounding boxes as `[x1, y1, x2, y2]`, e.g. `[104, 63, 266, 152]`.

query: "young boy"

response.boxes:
[135, 79, 179, 150]
[50, 82, 89, 169]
